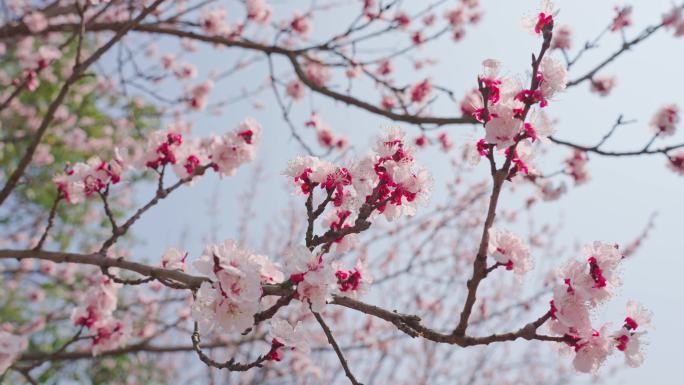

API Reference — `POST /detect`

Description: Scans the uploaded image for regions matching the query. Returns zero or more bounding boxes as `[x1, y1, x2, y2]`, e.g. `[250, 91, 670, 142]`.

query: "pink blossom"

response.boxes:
[283, 155, 335, 194]
[437, 132, 452, 151]
[333, 258, 372, 299]
[161, 247, 187, 271]
[613, 328, 646, 367]
[525, 110, 555, 143]
[625, 300, 652, 330]
[171, 138, 209, 179]
[199, 7, 228, 35]
[414, 135, 428, 148]
[460, 88, 482, 117]
[477, 59, 504, 106]
[611, 6, 632, 32]
[394, 12, 411, 29]
[538, 180, 567, 201]
[345, 63, 362, 78]
[286, 79, 306, 101]
[411, 31, 424, 45]
[410, 78, 432, 104]
[461, 140, 484, 166]
[487, 228, 533, 275]
[34, 143, 54, 166]
[565, 149, 590, 185]
[552, 25, 572, 50]
[139, 130, 184, 170]
[381, 95, 396, 110]
[92, 318, 130, 356]
[590, 75, 617, 97]
[192, 240, 265, 333]
[34, 46, 60, 69]
[207, 118, 262, 176]
[667, 150, 684, 175]
[285, 246, 335, 312]
[650, 104, 679, 136]
[572, 326, 613, 373]
[344, 128, 432, 221]
[444, 8, 465, 27]
[548, 285, 592, 337]
[522, 1, 557, 35]
[267, 319, 310, 361]
[290, 12, 312, 36]
[423, 14, 436, 26]
[575, 242, 622, 303]
[70, 276, 120, 330]
[40, 260, 57, 275]
[28, 289, 45, 302]
[304, 59, 331, 87]
[188, 79, 214, 111]
[538, 57, 567, 100]
[325, 214, 358, 252]
[174, 63, 198, 80]
[53, 155, 124, 204]
[662, 6, 682, 27]
[251, 254, 285, 284]
[611, 301, 651, 367]
[160, 54, 175, 70]
[246, 0, 273, 25]
[485, 104, 522, 148]
[377, 59, 393, 76]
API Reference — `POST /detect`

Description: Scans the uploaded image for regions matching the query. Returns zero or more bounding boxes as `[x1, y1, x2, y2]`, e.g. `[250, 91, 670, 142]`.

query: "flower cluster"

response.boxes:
[487, 228, 533, 275]
[192, 240, 275, 333]
[466, 57, 564, 179]
[70, 275, 130, 356]
[207, 118, 262, 176]
[54, 118, 262, 203]
[284, 246, 336, 312]
[285, 128, 432, 222]
[548, 242, 651, 372]
[284, 246, 372, 310]
[333, 259, 373, 299]
[54, 153, 124, 204]
[189, 238, 372, 340]
[473, 56, 565, 148]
